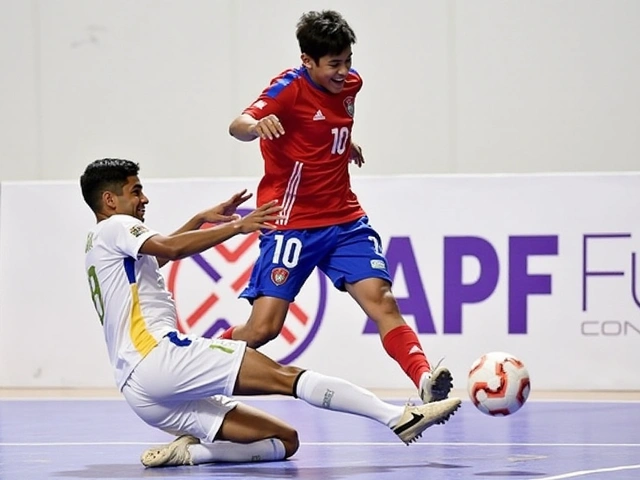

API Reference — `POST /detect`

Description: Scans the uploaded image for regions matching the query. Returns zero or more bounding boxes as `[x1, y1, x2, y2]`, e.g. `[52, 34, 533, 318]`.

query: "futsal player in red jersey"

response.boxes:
[225, 10, 453, 404]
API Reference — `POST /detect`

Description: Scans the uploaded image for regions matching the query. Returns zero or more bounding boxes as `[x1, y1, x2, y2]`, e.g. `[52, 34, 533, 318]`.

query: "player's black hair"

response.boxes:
[80, 158, 140, 213]
[296, 10, 356, 63]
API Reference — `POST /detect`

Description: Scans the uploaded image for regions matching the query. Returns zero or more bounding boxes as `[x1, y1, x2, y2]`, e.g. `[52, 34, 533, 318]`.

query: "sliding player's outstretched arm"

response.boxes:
[156, 189, 254, 267]
[141, 201, 281, 261]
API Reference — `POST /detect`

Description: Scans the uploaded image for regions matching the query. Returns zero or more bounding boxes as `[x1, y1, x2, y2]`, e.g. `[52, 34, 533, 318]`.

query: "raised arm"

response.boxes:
[229, 113, 285, 142]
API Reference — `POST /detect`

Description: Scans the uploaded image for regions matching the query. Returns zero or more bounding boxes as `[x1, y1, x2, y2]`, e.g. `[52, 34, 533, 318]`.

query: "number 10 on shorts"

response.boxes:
[272, 234, 303, 268]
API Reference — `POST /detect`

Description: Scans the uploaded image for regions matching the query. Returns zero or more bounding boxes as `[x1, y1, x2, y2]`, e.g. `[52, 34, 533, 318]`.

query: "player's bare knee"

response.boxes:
[244, 307, 287, 347]
[246, 322, 281, 347]
[371, 288, 400, 317]
[280, 427, 299, 458]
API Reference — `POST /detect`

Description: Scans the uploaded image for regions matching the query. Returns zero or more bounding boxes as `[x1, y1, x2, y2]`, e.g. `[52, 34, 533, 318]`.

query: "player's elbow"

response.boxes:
[228, 123, 248, 141]
[229, 115, 257, 142]
[228, 116, 242, 138]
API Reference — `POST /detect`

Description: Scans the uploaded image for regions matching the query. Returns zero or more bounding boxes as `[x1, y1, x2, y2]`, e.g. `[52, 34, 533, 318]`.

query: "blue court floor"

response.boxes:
[1, 396, 639, 479]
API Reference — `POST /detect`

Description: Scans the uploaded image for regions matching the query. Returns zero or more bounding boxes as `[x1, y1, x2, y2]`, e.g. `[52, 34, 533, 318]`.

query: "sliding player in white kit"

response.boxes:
[80, 158, 461, 468]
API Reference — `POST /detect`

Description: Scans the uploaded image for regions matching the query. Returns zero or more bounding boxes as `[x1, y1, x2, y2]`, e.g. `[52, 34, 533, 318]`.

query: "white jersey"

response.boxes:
[84, 214, 176, 390]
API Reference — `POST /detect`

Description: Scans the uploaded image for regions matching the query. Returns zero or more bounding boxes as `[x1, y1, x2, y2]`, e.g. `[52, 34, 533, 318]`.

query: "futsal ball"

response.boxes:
[467, 351, 530, 416]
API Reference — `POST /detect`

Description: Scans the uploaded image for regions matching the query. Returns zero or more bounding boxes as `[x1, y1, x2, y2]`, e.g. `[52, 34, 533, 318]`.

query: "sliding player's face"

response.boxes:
[304, 47, 352, 94]
[115, 176, 149, 222]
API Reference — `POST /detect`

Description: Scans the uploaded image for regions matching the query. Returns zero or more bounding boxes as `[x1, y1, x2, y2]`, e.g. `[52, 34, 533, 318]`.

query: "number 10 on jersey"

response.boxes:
[331, 127, 350, 155]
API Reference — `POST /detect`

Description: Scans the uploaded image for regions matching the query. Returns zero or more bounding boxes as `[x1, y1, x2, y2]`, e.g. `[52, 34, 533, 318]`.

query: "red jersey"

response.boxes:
[243, 66, 366, 230]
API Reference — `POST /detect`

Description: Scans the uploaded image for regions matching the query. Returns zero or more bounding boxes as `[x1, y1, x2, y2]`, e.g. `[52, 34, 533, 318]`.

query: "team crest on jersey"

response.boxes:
[271, 267, 289, 286]
[343, 96, 355, 117]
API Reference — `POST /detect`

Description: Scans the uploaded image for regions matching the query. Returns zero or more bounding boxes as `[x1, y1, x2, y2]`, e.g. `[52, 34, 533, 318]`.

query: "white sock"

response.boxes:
[188, 438, 286, 464]
[419, 371, 431, 388]
[295, 371, 403, 427]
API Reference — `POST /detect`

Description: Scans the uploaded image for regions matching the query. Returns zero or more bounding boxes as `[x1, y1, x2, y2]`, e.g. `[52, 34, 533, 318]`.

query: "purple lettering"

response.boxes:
[443, 236, 499, 334]
[632, 252, 640, 308]
[508, 236, 558, 334]
[582, 233, 630, 311]
[363, 237, 436, 334]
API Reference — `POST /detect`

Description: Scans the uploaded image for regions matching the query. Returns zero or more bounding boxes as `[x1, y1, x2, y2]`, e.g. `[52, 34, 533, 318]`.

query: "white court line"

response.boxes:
[538, 464, 640, 479]
[1, 441, 639, 447]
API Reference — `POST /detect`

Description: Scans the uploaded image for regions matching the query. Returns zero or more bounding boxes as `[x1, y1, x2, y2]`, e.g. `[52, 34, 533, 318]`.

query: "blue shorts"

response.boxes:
[240, 216, 392, 303]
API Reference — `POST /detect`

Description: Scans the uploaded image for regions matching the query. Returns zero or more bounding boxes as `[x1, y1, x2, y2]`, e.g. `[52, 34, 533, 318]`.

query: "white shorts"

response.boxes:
[122, 332, 247, 442]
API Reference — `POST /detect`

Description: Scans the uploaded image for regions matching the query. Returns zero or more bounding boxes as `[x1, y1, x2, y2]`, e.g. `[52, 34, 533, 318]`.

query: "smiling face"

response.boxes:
[302, 47, 352, 94]
[104, 175, 149, 221]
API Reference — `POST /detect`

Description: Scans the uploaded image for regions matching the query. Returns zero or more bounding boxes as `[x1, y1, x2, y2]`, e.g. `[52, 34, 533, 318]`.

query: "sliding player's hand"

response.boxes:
[199, 189, 253, 223]
[349, 141, 365, 168]
[253, 115, 285, 140]
[235, 200, 283, 233]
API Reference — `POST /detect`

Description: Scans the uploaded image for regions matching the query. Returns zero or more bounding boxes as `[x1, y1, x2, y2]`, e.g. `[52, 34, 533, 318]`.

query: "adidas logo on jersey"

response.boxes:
[313, 109, 326, 121]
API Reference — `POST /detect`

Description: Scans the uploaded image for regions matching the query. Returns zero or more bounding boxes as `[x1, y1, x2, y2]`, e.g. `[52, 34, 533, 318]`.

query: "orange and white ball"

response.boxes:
[467, 351, 531, 416]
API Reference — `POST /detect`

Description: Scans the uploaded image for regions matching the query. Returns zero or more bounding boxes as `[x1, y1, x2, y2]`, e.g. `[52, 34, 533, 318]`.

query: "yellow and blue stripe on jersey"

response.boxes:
[123, 257, 157, 357]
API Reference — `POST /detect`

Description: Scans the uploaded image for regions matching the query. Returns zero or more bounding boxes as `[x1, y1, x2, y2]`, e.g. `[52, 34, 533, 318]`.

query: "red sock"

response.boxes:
[218, 326, 236, 340]
[382, 325, 431, 388]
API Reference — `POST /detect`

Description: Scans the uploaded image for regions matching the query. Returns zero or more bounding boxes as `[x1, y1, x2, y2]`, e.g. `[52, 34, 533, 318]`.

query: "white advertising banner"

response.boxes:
[1, 174, 638, 390]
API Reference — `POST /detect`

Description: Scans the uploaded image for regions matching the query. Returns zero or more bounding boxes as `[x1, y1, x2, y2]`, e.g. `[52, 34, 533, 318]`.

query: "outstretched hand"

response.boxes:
[199, 189, 253, 224]
[234, 200, 283, 233]
[349, 141, 365, 168]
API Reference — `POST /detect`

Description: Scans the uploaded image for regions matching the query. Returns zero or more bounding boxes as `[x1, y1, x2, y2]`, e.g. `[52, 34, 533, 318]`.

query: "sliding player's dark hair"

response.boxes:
[296, 10, 356, 63]
[80, 158, 140, 213]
